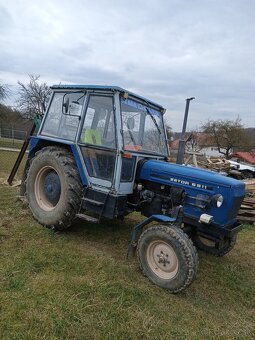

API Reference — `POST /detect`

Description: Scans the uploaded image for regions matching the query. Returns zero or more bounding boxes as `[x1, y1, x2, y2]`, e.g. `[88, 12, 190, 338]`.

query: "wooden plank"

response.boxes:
[244, 180, 255, 192]
[240, 205, 255, 210]
[238, 210, 255, 216]
[243, 197, 255, 203]
[240, 203, 253, 207]
[237, 216, 255, 222]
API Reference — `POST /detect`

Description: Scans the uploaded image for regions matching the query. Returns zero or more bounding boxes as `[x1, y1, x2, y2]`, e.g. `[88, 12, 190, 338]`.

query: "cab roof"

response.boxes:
[50, 84, 165, 111]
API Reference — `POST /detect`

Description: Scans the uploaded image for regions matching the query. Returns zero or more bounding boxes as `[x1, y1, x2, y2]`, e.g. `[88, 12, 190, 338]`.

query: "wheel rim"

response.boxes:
[34, 166, 61, 211]
[147, 240, 179, 280]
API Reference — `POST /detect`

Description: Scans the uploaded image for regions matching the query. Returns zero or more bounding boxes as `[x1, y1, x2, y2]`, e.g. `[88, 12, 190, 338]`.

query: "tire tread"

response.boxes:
[25, 146, 83, 230]
[137, 224, 198, 293]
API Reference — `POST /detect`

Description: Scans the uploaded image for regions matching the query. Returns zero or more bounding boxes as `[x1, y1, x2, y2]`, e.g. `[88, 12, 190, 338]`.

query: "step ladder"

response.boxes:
[76, 188, 110, 223]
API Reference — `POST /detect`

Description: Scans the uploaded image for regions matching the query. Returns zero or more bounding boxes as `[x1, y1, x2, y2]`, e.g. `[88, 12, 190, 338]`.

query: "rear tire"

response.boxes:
[26, 146, 83, 230]
[192, 234, 237, 256]
[137, 225, 198, 293]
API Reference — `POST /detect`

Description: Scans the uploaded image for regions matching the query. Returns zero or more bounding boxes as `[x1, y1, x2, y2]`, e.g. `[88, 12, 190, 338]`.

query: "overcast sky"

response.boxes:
[0, 0, 254, 131]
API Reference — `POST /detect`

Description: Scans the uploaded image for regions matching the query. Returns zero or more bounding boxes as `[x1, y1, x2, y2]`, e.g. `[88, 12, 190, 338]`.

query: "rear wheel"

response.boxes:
[192, 234, 237, 256]
[137, 225, 198, 293]
[26, 146, 83, 230]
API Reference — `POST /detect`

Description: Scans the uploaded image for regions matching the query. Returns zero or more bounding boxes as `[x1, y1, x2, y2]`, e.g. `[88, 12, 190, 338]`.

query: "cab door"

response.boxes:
[78, 94, 117, 190]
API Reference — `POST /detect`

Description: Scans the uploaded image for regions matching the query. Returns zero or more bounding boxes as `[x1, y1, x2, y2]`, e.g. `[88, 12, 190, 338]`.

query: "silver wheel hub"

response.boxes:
[147, 240, 179, 280]
[157, 251, 170, 267]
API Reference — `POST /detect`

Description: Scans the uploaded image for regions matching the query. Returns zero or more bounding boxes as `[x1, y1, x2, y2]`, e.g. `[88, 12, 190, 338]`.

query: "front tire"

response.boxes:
[137, 225, 198, 293]
[26, 146, 83, 230]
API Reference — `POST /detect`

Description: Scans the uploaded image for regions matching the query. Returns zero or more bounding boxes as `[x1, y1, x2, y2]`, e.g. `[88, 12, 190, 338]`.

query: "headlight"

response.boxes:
[216, 195, 224, 207]
[211, 194, 224, 208]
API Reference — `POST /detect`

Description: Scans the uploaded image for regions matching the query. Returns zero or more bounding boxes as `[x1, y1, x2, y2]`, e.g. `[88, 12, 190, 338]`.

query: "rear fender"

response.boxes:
[28, 137, 87, 185]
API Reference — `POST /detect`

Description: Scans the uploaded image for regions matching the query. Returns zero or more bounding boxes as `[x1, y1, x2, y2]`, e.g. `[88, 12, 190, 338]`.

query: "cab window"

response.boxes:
[80, 95, 116, 149]
[41, 92, 84, 140]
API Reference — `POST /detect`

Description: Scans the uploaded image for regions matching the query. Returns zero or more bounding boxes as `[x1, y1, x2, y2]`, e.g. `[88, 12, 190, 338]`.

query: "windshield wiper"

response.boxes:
[146, 108, 161, 135]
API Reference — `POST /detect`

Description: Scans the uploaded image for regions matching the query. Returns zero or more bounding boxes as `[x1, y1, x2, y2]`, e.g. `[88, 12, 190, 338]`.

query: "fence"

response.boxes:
[0, 127, 27, 140]
[0, 130, 27, 180]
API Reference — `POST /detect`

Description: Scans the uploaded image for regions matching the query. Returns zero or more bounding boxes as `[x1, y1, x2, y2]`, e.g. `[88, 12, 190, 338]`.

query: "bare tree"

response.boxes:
[165, 123, 173, 141]
[185, 130, 203, 153]
[0, 82, 9, 102]
[201, 117, 252, 159]
[16, 75, 51, 119]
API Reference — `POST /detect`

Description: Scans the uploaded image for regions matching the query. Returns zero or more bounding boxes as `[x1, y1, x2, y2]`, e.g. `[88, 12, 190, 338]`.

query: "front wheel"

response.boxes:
[137, 225, 198, 293]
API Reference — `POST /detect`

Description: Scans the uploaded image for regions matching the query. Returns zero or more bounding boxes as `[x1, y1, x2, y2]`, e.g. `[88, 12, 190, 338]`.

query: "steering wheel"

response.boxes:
[102, 137, 116, 147]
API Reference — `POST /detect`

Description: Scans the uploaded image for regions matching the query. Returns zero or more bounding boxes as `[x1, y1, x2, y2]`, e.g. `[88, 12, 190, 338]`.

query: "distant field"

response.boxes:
[0, 184, 254, 339]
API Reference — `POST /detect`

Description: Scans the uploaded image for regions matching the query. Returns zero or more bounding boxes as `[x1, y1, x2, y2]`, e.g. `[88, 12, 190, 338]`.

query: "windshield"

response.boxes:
[121, 97, 168, 156]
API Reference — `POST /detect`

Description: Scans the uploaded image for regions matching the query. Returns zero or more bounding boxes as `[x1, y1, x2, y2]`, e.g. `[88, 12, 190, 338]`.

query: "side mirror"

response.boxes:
[69, 101, 82, 116]
[62, 95, 70, 114]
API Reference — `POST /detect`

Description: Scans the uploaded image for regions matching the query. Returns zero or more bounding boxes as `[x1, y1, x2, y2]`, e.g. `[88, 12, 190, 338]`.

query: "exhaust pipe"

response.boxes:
[176, 97, 195, 165]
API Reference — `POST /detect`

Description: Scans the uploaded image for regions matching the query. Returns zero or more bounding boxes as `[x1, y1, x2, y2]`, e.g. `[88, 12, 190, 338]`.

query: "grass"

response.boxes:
[0, 184, 254, 339]
[0, 150, 27, 179]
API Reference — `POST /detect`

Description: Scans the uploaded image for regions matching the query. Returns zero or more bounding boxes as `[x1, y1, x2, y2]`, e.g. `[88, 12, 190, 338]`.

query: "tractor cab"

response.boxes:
[37, 85, 169, 195]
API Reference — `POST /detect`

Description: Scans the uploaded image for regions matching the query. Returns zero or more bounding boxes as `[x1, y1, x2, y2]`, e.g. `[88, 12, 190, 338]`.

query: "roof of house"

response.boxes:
[231, 152, 255, 165]
[170, 139, 180, 150]
[170, 133, 215, 150]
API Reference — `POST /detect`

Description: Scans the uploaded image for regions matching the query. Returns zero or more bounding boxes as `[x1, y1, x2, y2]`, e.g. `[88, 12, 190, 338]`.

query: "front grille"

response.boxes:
[228, 196, 244, 220]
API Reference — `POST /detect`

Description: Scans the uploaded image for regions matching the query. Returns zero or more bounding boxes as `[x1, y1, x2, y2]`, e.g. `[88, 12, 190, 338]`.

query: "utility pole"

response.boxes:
[176, 97, 195, 164]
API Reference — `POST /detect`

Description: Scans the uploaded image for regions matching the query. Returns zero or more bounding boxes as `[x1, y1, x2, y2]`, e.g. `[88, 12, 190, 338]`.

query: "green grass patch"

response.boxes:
[0, 184, 254, 339]
[0, 150, 27, 179]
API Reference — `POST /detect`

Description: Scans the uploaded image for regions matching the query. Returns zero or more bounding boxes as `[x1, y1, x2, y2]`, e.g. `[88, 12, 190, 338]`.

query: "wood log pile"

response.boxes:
[185, 155, 232, 172]
[201, 157, 231, 172]
[237, 179, 255, 225]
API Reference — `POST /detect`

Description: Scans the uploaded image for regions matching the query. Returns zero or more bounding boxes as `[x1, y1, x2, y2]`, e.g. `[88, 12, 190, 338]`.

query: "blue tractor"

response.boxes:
[12, 85, 246, 293]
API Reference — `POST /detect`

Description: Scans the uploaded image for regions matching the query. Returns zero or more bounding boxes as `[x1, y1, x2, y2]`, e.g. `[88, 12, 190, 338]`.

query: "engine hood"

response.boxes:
[138, 160, 244, 190]
[137, 160, 245, 227]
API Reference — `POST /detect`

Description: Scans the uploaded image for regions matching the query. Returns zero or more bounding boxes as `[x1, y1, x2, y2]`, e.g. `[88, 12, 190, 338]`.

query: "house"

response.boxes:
[170, 133, 232, 158]
[231, 152, 255, 165]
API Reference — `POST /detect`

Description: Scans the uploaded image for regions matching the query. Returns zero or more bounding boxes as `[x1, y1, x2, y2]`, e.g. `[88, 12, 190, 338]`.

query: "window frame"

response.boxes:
[78, 93, 117, 152]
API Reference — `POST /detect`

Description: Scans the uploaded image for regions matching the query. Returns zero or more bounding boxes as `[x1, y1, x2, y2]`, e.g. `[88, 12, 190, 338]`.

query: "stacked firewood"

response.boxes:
[237, 180, 255, 225]
[187, 156, 232, 172]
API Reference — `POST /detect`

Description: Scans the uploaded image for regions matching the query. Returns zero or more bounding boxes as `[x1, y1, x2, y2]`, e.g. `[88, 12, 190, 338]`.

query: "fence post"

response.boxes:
[12, 126, 14, 146]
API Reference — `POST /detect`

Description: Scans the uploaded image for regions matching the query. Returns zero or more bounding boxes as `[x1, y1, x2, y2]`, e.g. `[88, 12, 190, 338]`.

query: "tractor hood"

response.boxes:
[138, 160, 245, 190]
[137, 160, 246, 226]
